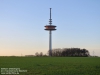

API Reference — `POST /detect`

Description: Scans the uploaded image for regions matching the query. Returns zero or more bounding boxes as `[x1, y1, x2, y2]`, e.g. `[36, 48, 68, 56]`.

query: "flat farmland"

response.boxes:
[0, 57, 100, 75]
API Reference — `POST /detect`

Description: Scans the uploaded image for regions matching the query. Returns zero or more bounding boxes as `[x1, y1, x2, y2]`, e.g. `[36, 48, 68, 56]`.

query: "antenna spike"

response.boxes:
[49, 8, 52, 25]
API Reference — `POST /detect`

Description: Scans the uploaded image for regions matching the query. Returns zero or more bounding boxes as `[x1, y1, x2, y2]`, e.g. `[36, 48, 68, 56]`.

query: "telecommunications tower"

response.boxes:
[44, 8, 57, 56]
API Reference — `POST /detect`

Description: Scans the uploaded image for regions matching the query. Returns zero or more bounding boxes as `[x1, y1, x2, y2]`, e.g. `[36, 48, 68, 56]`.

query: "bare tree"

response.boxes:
[35, 52, 39, 56]
[40, 52, 43, 56]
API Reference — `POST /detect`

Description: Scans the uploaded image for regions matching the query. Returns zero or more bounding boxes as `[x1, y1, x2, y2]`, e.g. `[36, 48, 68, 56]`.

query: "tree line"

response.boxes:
[50, 48, 90, 57]
[35, 48, 90, 57]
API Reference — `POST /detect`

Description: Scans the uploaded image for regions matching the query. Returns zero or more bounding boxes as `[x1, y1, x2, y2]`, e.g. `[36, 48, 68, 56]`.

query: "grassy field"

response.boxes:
[0, 57, 100, 75]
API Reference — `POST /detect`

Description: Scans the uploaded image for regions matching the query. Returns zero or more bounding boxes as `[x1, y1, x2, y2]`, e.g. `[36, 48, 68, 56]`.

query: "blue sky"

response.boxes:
[0, 0, 100, 56]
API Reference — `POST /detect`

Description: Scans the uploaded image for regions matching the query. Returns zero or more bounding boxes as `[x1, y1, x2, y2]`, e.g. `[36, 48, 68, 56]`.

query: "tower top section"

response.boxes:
[49, 8, 52, 25]
[44, 8, 57, 31]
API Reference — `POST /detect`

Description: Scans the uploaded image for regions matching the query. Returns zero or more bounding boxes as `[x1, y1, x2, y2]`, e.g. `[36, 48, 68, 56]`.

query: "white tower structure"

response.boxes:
[44, 8, 57, 56]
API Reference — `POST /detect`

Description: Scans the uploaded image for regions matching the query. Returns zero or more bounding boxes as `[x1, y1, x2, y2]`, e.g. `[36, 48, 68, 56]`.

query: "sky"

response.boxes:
[0, 0, 100, 56]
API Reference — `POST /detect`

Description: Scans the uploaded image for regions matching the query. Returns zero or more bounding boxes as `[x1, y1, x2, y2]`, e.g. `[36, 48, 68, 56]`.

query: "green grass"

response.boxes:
[0, 57, 100, 75]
